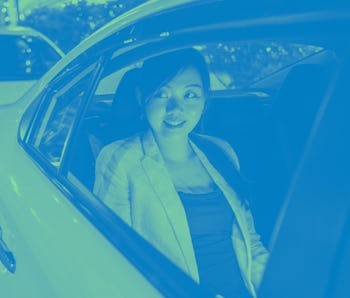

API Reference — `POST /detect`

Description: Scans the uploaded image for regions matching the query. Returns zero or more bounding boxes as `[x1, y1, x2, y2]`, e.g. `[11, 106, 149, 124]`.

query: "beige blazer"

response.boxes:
[94, 130, 269, 297]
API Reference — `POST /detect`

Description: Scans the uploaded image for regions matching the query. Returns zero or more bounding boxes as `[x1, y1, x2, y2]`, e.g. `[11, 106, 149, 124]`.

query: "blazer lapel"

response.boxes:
[140, 131, 199, 281]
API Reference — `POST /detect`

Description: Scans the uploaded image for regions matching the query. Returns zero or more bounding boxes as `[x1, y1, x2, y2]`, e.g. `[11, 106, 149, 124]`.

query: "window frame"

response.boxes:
[22, 55, 104, 175]
[61, 28, 336, 244]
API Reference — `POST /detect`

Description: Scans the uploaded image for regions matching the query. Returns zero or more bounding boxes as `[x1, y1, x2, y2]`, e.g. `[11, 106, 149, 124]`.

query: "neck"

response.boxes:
[155, 134, 194, 163]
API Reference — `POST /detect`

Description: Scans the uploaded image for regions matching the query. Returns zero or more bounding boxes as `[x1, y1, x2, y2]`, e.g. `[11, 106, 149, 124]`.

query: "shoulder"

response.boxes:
[96, 134, 143, 172]
[192, 133, 240, 171]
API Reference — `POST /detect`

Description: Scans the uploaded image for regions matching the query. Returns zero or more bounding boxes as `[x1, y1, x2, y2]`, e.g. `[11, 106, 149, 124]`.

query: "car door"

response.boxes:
[0, 198, 57, 298]
[0, 53, 164, 298]
[258, 24, 350, 298]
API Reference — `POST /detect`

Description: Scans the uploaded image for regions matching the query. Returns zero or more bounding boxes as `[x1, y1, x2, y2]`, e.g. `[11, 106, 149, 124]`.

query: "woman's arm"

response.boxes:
[93, 145, 132, 225]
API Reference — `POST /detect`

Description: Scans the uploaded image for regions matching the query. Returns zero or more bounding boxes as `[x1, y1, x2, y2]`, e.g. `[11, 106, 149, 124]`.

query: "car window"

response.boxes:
[19, 27, 339, 297]
[31, 37, 336, 287]
[30, 62, 98, 168]
[66, 39, 336, 240]
[198, 42, 323, 90]
[20, 27, 338, 294]
[0, 34, 61, 80]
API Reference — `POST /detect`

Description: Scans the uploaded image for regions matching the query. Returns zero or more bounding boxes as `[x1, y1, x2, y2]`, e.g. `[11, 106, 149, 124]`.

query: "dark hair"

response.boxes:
[108, 48, 210, 139]
[137, 48, 210, 104]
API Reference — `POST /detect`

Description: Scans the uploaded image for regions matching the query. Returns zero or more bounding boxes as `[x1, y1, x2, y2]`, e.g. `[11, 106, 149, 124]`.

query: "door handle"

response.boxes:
[0, 226, 16, 273]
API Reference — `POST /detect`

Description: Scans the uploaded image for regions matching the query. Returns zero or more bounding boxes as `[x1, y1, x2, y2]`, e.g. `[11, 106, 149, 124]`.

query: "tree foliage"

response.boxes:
[20, 0, 146, 52]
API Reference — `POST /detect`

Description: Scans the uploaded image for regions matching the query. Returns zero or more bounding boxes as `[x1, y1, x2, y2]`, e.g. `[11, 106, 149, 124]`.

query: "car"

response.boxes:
[0, 0, 349, 297]
[0, 26, 64, 105]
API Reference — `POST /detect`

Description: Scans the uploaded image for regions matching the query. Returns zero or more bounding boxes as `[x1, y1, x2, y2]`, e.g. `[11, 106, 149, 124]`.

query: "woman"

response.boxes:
[94, 49, 269, 297]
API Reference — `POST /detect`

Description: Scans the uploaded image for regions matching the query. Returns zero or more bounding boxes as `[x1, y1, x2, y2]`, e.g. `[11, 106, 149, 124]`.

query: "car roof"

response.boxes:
[62, 0, 195, 56]
[62, 0, 350, 57]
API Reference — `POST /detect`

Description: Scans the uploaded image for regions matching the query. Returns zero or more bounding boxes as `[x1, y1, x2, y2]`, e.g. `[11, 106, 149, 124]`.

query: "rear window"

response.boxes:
[0, 34, 61, 80]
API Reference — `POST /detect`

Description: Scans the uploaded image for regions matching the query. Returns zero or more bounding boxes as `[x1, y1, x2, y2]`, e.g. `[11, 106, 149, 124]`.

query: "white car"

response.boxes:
[0, 26, 64, 105]
[0, 0, 349, 297]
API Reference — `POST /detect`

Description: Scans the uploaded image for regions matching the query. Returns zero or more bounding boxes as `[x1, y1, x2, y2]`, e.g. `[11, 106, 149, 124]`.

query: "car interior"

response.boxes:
[67, 44, 338, 246]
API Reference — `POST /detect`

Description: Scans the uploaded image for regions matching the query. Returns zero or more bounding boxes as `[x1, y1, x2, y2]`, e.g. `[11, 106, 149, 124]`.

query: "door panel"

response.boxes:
[0, 199, 57, 298]
[0, 119, 162, 297]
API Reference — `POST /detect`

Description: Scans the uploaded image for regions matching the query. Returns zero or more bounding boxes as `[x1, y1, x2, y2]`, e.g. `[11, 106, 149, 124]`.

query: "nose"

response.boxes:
[166, 96, 183, 114]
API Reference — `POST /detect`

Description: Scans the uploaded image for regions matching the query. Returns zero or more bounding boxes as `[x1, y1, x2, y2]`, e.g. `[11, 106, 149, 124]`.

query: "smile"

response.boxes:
[163, 120, 186, 129]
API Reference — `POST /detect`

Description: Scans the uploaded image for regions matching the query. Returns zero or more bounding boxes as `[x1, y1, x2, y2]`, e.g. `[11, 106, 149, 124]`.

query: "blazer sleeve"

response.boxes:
[93, 145, 132, 225]
[244, 206, 270, 290]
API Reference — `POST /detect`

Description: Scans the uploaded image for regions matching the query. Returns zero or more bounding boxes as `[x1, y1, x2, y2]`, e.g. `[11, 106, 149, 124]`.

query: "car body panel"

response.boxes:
[0, 81, 36, 105]
[0, 104, 162, 297]
[0, 198, 57, 298]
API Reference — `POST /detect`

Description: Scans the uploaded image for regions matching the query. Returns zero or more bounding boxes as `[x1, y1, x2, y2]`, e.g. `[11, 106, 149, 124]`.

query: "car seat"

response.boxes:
[255, 63, 334, 245]
[273, 63, 333, 177]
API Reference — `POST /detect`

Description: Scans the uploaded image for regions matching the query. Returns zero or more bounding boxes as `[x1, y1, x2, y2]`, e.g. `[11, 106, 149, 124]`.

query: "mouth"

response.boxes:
[163, 120, 186, 129]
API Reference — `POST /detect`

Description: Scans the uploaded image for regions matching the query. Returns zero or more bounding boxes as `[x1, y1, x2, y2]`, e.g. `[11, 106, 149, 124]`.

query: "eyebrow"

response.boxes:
[185, 83, 202, 88]
[162, 83, 203, 89]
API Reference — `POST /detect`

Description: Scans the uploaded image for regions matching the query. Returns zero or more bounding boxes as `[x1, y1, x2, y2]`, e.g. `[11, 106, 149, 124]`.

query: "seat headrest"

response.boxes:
[108, 68, 145, 141]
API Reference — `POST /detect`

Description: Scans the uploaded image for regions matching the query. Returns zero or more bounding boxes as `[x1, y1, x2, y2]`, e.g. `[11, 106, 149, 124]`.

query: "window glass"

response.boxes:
[197, 42, 323, 90]
[32, 63, 97, 167]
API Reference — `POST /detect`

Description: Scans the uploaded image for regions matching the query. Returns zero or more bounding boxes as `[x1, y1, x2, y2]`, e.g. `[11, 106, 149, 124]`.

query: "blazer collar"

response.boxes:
[140, 130, 203, 163]
[140, 130, 165, 163]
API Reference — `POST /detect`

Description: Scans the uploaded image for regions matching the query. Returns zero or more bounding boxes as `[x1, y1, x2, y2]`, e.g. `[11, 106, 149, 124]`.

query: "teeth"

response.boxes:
[164, 121, 185, 127]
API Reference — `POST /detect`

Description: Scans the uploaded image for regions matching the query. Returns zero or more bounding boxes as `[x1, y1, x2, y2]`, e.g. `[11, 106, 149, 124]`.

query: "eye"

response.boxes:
[184, 90, 201, 100]
[153, 88, 169, 99]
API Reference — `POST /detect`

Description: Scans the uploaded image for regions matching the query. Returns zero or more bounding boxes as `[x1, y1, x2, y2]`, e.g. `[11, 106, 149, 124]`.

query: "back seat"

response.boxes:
[201, 63, 334, 245]
[69, 63, 334, 245]
[201, 91, 282, 244]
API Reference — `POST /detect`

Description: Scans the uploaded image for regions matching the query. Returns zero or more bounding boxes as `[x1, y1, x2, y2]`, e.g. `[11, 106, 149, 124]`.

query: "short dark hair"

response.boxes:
[137, 48, 210, 104]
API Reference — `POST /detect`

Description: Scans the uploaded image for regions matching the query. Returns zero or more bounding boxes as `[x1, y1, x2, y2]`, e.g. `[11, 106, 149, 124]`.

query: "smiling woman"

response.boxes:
[136, 50, 209, 168]
[92, 48, 269, 298]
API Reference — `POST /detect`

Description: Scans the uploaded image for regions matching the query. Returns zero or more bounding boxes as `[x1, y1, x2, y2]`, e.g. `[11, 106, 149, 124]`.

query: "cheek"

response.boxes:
[145, 101, 165, 126]
[187, 102, 205, 121]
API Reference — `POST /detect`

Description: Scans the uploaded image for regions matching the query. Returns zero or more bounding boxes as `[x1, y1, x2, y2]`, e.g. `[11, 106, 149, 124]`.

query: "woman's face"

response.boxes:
[144, 66, 206, 140]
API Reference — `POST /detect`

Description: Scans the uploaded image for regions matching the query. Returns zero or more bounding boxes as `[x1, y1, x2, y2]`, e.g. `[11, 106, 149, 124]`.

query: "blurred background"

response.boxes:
[0, 0, 321, 91]
[0, 0, 147, 52]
